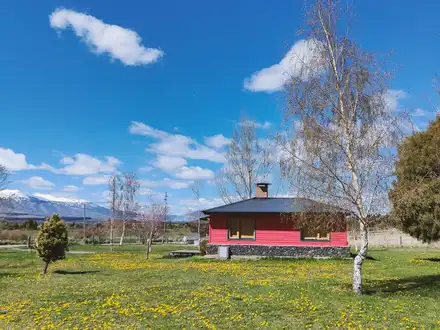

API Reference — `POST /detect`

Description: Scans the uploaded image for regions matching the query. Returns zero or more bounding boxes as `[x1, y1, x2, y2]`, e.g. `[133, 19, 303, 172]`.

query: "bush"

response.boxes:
[36, 214, 68, 274]
[199, 239, 208, 256]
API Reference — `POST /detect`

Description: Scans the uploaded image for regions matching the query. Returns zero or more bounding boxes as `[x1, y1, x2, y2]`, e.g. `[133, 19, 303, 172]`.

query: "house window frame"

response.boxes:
[227, 218, 256, 241]
[300, 227, 331, 242]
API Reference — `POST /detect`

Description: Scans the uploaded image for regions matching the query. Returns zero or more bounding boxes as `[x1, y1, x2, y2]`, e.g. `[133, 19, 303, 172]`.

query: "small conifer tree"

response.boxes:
[36, 214, 68, 274]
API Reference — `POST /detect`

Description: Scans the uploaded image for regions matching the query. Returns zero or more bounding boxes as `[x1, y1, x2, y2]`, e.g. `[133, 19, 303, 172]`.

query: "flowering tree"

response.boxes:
[136, 203, 165, 259]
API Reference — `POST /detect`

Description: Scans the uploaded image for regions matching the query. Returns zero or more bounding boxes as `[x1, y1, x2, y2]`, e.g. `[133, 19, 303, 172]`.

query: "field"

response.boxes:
[1, 246, 440, 329]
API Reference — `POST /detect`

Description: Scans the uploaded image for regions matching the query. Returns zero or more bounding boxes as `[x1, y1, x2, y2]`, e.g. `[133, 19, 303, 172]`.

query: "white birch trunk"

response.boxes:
[353, 221, 368, 294]
[119, 220, 125, 246]
[110, 219, 114, 252]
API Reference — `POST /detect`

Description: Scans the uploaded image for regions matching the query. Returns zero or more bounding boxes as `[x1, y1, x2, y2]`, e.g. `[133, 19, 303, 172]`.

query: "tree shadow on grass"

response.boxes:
[365, 274, 440, 296]
[0, 272, 19, 278]
[415, 258, 440, 262]
[350, 253, 378, 261]
[54, 270, 100, 275]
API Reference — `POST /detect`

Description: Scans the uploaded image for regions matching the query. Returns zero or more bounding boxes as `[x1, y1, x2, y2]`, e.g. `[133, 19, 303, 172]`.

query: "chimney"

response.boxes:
[256, 182, 270, 198]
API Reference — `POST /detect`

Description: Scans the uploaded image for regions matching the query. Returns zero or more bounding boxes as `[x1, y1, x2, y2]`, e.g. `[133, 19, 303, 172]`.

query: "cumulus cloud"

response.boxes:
[239, 120, 272, 130]
[204, 134, 231, 149]
[63, 185, 79, 192]
[150, 155, 215, 180]
[55, 154, 121, 175]
[385, 89, 407, 112]
[152, 155, 187, 172]
[49, 8, 164, 66]
[82, 175, 110, 185]
[174, 166, 214, 180]
[0, 148, 37, 171]
[244, 39, 321, 93]
[173, 197, 225, 215]
[129, 121, 225, 163]
[138, 187, 166, 199]
[20, 176, 55, 190]
[139, 166, 154, 173]
[412, 108, 426, 117]
[141, 178, 191, 190]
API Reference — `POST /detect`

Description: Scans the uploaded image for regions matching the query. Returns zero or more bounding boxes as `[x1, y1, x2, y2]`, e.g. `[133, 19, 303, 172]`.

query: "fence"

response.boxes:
[349, 228, 440, 249]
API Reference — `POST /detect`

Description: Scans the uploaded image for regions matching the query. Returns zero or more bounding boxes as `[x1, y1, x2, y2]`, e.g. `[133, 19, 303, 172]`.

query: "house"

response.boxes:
[203, 183, 349, 258]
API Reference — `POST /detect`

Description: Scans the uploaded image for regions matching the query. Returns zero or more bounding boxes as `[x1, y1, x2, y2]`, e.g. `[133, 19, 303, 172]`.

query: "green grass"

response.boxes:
[1, 246, 440, 329]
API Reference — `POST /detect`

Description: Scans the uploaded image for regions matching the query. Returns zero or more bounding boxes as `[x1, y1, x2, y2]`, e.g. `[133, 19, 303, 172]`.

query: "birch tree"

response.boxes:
[190, 180, 203, 242]
[108, 175, 122, 252]
[0, 165, 10, 209]
[216, 118, 274, 203]
[279, 0, 407, 294]
[0, 165, 8, 192]
[119, 173, 140, 245]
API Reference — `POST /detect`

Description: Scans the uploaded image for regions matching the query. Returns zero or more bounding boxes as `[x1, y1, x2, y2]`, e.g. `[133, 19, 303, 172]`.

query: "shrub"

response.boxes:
[36, 214, 68, 274]
[199, 239, 208, 256]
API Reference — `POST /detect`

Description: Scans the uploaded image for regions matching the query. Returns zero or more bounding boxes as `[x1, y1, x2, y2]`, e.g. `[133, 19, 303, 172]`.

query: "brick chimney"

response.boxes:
[256, 182, 270, 198]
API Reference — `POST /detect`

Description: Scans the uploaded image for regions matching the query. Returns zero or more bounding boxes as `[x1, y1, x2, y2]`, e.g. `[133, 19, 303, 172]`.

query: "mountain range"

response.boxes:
[0, 190, 187, 222]
[0, 190, 110, 220]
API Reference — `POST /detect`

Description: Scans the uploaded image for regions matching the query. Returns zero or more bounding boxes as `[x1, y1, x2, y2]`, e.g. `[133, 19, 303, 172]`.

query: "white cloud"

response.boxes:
[82, 175, 110, 185]
[56, 154, 120, 175]
[151, 154, 214, 180]
[139, 187, 166, 199]
[20, 176, 55, 191]
[49, 8, 164, 66]
[141, 178, 191, 190]
[129, 122, 168, 138]
[204, 134, 231, 149]
[0, 148, 35, 171]
[385, 89, 407, 112]
[174, 166, 214, 180]
[152, 155, 187, 172]
[129, 121, 225, 163]
[244, 39, 321, 93]
[412, 108, 426, 117]
[139, 165, 154, 173]
[174, 197, 225, 215]
[254, 121, 272, 129]
[239, 120, 272, 130]
[63, 185, 79, 192]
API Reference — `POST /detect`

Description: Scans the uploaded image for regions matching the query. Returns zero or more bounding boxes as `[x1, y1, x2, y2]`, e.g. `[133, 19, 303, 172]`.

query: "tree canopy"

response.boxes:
[389, 116, 440, 243]
[36, 214, 69, 274]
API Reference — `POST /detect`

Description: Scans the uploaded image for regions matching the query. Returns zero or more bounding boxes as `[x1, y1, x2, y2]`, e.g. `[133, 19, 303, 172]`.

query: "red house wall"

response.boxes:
[209, 214, 348, 247]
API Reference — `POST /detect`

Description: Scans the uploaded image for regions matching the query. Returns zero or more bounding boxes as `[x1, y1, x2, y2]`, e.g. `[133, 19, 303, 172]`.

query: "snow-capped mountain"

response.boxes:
[0, 190, 111, 220]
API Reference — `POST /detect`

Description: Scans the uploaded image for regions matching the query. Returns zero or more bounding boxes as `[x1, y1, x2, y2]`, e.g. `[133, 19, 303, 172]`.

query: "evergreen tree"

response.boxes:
[36, 214, 69, 274]
[389, 116, 440, 242]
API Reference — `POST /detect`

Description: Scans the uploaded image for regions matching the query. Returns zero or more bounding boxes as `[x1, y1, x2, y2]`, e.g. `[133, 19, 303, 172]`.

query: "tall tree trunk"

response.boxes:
[119, 220, 125, 246]
[353, 221, 368, 294]
[110, 219, 114, 252]
[42, 261, 49, 275]
[145, 231, 153, 259]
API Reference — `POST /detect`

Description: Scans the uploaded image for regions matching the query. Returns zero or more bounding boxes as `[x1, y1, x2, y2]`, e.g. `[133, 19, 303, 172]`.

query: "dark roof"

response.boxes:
[202, 197, 344, 214]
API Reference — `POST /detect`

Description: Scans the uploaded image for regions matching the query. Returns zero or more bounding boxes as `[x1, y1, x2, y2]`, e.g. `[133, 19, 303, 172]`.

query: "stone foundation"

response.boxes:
[206, 244, 349, 258]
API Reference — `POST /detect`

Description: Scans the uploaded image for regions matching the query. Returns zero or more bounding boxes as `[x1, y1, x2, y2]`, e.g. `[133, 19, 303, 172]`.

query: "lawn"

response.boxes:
[1, 246, 440, 329]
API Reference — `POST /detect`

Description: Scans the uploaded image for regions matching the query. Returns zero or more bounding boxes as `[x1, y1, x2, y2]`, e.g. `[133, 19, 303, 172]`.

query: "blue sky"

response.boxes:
[0, 0, 438, 214]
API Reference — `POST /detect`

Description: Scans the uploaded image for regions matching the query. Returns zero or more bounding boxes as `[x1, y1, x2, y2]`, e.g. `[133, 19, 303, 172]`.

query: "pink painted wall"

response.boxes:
[209, 214, 348, 247]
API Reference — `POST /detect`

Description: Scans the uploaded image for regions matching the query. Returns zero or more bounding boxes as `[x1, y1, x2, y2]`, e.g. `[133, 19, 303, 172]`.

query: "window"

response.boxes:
[301, 227, 330, 241]
[228, 218, 255, 240]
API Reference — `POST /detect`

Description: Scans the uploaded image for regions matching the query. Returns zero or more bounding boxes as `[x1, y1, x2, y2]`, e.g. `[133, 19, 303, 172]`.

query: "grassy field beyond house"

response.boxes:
[1, 245, 440, 329]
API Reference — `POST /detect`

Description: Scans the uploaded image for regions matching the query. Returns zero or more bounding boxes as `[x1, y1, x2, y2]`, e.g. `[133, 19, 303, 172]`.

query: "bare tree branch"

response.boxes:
[279, 0, 408, 294]
[216, 117, 275, 202]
